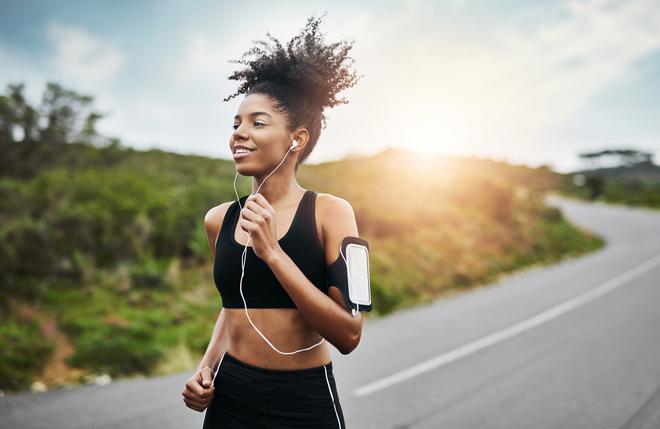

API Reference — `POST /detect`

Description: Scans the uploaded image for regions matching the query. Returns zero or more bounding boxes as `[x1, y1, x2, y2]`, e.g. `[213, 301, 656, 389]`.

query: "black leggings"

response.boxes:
[202, 351, 346, 428]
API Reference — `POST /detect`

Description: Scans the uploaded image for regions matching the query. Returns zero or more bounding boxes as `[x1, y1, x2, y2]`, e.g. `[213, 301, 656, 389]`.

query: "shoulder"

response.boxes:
[315, 192, 356, 223]
[204, 201, 234, 229]
[204, 200, 235, 249]
[314, 192, 359, 263]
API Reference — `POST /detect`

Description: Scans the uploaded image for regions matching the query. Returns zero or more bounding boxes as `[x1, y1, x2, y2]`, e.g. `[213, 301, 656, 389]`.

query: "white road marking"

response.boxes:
[353, 251, 660, 397]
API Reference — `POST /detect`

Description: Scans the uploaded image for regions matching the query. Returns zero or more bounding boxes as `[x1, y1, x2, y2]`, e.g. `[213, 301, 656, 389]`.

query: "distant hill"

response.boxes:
[571, 161, 660, 184]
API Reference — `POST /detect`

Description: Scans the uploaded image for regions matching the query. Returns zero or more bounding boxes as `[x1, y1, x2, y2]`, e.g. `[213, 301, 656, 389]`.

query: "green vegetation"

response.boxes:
[0, 81, 604, 392]
[0, 316, 55, 390]
[559, 174, 660, 208]
[558, 149, 660, 209]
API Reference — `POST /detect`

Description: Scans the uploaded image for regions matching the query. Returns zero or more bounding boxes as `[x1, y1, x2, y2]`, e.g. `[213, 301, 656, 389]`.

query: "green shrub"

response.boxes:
[0, 317, 54, 391]
[66, 322, 162, 377]
[130, 252, 171, 289]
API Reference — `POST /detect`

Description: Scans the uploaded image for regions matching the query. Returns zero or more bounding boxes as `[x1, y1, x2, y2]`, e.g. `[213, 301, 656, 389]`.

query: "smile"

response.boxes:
[233, 148, 254, 159]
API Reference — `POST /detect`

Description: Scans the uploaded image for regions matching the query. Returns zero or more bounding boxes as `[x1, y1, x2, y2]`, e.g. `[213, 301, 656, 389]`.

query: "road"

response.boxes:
[2, 194, 659, 428]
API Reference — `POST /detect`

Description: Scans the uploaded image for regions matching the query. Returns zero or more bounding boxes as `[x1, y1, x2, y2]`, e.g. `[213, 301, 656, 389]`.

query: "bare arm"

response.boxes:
[198, 203, 232, 372]
[264, 195, 362, 355]
[198, 308, 229, 372]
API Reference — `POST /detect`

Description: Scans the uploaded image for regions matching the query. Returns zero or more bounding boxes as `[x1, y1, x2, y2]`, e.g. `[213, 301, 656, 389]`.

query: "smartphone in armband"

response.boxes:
[326, 236, 372, 313]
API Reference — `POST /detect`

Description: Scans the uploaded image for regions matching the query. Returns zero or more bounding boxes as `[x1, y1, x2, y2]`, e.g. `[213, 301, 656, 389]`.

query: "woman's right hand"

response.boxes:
[181, 366, 216, 412]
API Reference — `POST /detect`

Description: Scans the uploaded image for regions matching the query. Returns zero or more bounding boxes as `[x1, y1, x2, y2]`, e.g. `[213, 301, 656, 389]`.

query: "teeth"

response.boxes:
[235, 149, 252, 154]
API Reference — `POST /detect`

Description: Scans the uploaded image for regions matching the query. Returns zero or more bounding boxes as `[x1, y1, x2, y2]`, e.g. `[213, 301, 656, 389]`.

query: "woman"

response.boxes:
[181, 12, 364, 428]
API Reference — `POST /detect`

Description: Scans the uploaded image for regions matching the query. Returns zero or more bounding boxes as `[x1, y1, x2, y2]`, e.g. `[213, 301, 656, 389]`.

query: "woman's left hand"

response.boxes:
[237, 193, 282, 263]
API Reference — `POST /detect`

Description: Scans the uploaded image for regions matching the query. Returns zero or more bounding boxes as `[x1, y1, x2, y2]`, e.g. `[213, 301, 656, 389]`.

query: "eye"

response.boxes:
[232, 121, 265, 129]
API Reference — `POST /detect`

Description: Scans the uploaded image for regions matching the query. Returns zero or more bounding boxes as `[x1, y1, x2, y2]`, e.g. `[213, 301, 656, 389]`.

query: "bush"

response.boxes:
[0, 317, 54, 391]
[130, 252, 171, 289]
[65, 322, 163, 377]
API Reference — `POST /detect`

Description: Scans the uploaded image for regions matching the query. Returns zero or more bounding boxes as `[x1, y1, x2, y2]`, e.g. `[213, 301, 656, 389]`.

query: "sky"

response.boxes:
[1, 0, 659, 173]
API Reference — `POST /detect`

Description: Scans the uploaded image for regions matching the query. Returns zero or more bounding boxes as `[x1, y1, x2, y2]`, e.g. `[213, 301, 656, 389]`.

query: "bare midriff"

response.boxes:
[224, 307, 332, 370]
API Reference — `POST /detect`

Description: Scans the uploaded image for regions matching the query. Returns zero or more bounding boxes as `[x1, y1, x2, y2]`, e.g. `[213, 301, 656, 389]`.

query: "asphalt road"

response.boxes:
[2, 194, 659, 429]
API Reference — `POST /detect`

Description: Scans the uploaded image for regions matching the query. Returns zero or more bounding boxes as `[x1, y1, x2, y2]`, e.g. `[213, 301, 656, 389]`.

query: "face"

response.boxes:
[230, 93, 298, 176]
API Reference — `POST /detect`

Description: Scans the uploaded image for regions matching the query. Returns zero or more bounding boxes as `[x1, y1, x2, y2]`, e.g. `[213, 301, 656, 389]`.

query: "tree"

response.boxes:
[578, 149, 654, 169]
[0, 81, 108, 146]
[0, 83, 39, 145]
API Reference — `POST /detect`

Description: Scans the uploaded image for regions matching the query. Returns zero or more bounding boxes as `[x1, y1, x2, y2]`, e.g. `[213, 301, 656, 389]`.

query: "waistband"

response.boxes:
[221, 351, 333, 380]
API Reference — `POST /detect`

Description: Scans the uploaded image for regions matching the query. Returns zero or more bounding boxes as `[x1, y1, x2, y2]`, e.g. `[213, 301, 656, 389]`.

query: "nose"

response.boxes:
[232, 126, 248, 143]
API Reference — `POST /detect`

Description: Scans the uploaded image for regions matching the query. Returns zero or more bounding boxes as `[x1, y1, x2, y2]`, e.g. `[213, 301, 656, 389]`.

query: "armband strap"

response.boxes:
[326, 236, 373, 313]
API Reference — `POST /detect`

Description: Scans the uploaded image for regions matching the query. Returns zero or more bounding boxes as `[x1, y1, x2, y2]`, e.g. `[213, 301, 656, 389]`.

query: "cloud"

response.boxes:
[489, 0, 660, 126]
[177, 31, 227, 84]
[6, 1, 655, 171]
[46, 21, 124, 90]
[317, 0, 660, 169]
[167, 1, 431, 163]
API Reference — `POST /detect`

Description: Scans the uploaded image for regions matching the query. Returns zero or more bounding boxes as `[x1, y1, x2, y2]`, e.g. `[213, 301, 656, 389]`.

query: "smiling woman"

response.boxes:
[178, 10, 367, 429]
[223, 12, 362, 173]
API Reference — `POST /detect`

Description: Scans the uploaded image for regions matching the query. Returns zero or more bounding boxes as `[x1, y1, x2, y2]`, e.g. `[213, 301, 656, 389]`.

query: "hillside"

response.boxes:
[0, 141, 604, 393]
[558, 161, 660, 208]
[573, 161, 660, 183]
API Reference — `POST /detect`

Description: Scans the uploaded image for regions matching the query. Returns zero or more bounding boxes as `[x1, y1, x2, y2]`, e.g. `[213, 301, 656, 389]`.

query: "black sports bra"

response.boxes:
[213, 189, 328, 308]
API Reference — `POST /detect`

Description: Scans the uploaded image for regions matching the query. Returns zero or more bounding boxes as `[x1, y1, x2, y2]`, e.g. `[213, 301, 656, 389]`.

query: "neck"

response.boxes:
[251, 173, 304, 207]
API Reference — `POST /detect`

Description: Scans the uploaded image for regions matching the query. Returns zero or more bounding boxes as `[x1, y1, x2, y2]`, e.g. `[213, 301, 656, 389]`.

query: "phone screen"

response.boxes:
[346, 243, 371, 305]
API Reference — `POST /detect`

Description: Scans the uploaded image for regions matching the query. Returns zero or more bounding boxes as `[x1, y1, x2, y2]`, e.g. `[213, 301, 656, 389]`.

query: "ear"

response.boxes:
[291, 128, 310, 151]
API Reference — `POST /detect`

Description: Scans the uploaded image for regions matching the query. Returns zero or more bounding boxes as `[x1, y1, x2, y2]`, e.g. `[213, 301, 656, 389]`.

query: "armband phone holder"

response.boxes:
[327, 236, 372, 313]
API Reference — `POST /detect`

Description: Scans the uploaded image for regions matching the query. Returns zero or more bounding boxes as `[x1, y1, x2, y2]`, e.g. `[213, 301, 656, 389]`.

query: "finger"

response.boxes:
[186, 381, 212, 398]
[184, 398, 205, 412]
[244, 196, 260, 206]
[184, 393, 213, 409]
[182, 392, 206, 405]
[246, 194, 274, 214]
[238, 218, 257, 235]
[183, 389, 212, 403]
[240, 206, 263, 223]
[252, 193, 273, 211]
[245, 194, 262, 209]
[244, 199, 272, 220]
[193, 384, 216, 400]
[200, 384, 216, 397]
[183, 393, 206, 407]
[243, 200, 273, 224]
[253, 203, 273, 222]
[182, 393, 201, 403]
[199, 368, 214, 388]
[193, 392, 214, 406]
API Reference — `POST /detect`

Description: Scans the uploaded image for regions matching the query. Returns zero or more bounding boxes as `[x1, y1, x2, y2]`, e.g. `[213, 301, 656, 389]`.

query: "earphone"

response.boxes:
[232, 138, 326, 355]
[227, 138, 343, 428]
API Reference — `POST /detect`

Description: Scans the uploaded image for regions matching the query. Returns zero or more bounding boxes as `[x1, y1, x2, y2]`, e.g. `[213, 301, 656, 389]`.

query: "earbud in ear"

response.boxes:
[291, 140, 298, 150]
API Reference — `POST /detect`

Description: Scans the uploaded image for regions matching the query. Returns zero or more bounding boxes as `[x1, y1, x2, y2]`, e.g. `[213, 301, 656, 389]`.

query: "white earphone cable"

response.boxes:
[229, 140, 343, 428]
[232, 141, 326, 354]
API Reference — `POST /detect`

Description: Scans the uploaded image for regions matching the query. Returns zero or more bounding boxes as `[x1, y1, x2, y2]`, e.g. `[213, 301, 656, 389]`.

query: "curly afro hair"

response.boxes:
[223, 11, 362, 169]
